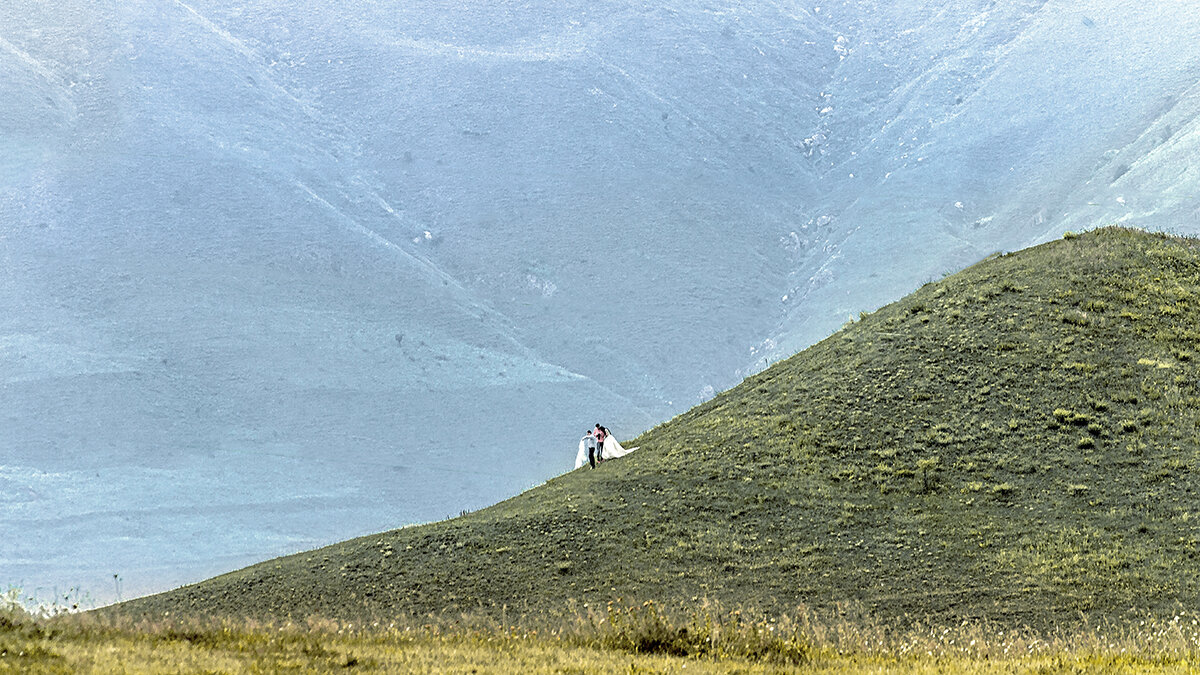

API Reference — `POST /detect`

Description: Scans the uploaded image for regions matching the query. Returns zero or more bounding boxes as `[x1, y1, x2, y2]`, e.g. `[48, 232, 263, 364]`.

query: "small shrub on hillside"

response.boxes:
[916, 457, 941, 492]
[1061, 311, 1091, 327]
[1077, 437, 1095, 449]
[926, 426, 955, 446]
[830, 468, 856, 482]
[1053, 409, 1096, 427]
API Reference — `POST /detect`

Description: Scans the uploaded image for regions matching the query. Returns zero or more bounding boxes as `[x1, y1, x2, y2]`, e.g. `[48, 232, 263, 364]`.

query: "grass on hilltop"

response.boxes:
[119, 227, 1200, 629]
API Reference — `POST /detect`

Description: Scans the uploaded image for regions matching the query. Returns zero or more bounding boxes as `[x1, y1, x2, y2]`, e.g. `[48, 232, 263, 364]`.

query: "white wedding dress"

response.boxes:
[574, 434, 638, 468]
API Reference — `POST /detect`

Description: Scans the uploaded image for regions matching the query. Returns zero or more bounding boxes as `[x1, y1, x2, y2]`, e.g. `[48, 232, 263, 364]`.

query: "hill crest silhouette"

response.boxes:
[119, 227, 1200, 628]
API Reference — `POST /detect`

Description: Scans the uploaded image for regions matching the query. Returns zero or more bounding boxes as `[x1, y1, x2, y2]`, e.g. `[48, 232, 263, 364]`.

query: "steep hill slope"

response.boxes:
[119, 228, 1200, 627]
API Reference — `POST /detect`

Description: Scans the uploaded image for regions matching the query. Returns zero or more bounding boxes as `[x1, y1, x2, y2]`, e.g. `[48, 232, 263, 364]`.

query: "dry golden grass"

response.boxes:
[8, 599, 1200, 673]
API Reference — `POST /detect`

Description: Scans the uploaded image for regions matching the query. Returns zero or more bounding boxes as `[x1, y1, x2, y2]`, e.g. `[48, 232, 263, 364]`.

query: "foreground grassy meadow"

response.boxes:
[7, 604, 1200, 673]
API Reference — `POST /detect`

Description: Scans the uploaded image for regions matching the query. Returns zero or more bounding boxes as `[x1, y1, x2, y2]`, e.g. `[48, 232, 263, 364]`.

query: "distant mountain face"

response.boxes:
[3, 0, 1199, 604]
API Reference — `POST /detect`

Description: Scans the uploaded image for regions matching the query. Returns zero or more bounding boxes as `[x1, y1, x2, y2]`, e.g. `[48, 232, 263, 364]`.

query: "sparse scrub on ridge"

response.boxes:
[114, 227, 1200, 630]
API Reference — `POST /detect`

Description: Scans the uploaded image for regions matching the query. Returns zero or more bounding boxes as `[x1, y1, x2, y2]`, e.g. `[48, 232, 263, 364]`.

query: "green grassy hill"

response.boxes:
[120, 227, 1200, 628]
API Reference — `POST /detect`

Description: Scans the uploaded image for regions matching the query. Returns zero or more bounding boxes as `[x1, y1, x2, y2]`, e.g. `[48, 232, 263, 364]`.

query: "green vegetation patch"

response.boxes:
[116, 227, 1200, 630]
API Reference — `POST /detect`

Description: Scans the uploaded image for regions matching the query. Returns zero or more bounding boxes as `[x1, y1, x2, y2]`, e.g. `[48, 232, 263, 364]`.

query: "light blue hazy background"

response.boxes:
[3, 0, 1200, 605]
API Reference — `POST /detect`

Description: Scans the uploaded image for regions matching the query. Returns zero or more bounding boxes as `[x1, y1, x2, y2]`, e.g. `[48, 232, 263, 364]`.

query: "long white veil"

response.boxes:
[602, 434, 637, 459]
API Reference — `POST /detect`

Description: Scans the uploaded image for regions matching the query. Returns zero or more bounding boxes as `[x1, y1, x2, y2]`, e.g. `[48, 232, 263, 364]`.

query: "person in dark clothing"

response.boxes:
[582, 430, 598, 468]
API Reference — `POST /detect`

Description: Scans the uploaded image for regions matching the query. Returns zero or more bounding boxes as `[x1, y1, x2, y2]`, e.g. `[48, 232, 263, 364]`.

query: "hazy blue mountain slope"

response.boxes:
[763, 0, 1200, 358]
[2, 0, 1200, 605]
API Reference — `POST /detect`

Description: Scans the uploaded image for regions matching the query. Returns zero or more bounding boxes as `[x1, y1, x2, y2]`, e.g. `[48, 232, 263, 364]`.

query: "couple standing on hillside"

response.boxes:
[575, 423, 635, 469]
